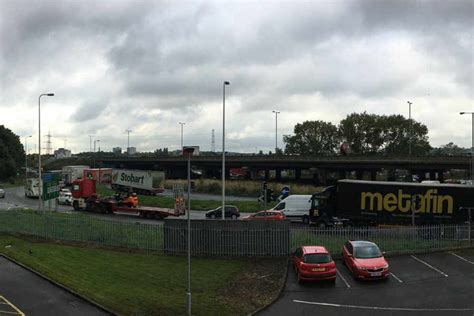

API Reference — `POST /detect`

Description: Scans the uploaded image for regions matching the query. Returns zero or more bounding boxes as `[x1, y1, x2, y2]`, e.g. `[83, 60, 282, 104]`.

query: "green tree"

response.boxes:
[284, 120, 340, 155]
[381, 115, 431, 155]
[431, 142, 465, 156]
[0, 126, 25, 180]
[338, 112, 384, 154]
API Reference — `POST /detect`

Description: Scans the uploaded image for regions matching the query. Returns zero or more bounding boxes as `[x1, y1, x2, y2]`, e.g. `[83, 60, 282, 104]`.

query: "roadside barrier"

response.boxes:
[0, 210, 471, 256]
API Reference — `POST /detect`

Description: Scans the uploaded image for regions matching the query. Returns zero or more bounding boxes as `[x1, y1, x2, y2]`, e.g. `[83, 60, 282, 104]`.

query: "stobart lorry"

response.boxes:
[111, 169, 165, 195]
[309, 180, 474, 226]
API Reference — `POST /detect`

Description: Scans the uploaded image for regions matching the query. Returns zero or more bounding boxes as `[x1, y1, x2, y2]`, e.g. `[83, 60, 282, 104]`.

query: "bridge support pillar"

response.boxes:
[355, 170, 364, 180]
[275, 169, 282, 181]
[338, 170, 346, 180]
[295, 168, 302, 180]
[429, 171, 437, 181]
[387, 169, 396, 181]
[438, 170, 445, 182]
[250, 169, 258, 180]
[370, 170, 377, 181]
[264, 169, 270, 180]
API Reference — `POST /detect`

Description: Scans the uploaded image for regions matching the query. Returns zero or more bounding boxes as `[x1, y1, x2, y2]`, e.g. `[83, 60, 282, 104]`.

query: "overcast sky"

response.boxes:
[0, 0, 472, 154]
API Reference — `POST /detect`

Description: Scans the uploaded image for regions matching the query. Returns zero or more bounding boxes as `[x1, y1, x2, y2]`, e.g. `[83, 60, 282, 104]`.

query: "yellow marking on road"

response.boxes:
[0, 296, 25, 316]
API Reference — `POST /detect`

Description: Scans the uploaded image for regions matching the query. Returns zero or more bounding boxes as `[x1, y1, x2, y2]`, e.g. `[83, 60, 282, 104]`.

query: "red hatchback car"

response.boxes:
[292, 246, 337, 283]
[342, 240, 389, 280]
[242, 210, 285, 221]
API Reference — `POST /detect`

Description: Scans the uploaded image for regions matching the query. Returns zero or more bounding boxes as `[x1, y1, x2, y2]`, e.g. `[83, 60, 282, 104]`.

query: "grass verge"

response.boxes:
[0, 235, 286, 315]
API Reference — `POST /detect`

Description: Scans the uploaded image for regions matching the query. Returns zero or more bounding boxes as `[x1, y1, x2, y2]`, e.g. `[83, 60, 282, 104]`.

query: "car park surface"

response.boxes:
[0, 256, 109, 315]
[260, 250, 474, 316]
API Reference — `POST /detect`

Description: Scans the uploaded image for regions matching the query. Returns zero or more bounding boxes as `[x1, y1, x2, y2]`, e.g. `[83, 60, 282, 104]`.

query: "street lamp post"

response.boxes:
[222, 81, 230, 220]
[272, 110, 280, 154]
[25, 135, 32, 184]
[38, 93, 54, 213]
[183, 146, 195, 316]
[460, 112, 474, 183]
[179, 122, 186, 151]
[407, 101, 413, 156]
[93, 139, 100, 168]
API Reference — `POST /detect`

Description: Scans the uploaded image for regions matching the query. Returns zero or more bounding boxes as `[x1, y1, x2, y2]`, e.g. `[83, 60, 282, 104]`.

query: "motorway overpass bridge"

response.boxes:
[100, 155, 471, 184]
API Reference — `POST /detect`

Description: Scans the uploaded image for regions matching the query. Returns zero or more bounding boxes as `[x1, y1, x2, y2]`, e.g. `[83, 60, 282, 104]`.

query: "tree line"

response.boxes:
[283, 112, 436, 156]
[0, 125, 25, 180]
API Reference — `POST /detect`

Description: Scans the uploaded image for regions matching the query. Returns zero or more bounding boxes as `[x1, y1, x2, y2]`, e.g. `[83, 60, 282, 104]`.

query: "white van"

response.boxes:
[271, 195, 312, 223]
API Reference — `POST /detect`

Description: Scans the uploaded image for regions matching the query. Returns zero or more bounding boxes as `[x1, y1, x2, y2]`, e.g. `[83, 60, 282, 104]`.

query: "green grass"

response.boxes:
[96, 185, 272, 213]
[0, 235, 264, 315]
[0, 177, 25, 188]
[0, 210, 164, 250]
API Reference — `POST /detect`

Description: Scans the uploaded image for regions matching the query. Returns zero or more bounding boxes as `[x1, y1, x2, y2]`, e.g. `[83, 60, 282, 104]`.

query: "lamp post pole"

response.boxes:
[25, 135, 32, 184]
[460, 112, 474, 182]
[222, 81, 230, 220]
[272, 110, 280, 154]
[407, 101, 412, 156]
[93, 139, 100, 168]
[183, 146, 195, 316]
[38, 93, 54, 213]
[179, 122, 185, 151]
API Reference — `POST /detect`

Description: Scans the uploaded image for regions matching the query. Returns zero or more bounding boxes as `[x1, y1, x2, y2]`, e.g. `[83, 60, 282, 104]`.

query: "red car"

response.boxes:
[242, 210, 285, 221]
[292, 246, 336, 283]
[342, 240, 389, 280]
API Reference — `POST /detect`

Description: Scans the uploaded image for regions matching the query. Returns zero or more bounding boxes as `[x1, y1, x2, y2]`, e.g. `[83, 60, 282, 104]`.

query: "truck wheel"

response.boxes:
[73, 201, 80, 211]
[302, 216, 310, 224]
[211, 214, 216, 219]
[231, 214, 237, 220]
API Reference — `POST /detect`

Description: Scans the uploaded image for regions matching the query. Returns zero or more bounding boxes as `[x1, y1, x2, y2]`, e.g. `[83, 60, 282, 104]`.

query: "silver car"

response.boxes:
[0, 187, 5, 198]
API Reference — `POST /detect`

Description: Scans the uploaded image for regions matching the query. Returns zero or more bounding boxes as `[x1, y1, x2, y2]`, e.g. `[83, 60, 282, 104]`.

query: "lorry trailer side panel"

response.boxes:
[336, 180, 474, 225]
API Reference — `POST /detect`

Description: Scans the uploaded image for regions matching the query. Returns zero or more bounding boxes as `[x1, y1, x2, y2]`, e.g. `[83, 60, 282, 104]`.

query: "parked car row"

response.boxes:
[292, 240, 389, 283]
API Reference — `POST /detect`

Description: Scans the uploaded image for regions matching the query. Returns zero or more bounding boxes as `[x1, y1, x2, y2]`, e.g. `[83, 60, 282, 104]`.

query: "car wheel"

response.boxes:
[302, 216, 309, 224]
[211, 214, 216, 219]
[231, 214, 237, 220]
[72, 201, 80, 211]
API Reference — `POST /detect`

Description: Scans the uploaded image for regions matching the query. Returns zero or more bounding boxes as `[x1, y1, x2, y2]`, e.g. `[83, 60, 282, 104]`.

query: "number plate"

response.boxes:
[312, 268, 325, 272]
[370, 272, 382, 277]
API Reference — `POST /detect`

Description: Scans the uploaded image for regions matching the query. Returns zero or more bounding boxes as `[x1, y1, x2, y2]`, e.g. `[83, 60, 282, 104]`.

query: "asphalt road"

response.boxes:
[0, 186, 250, 225]
[0, 256, 110, 316]
[261, 250, 474, 316]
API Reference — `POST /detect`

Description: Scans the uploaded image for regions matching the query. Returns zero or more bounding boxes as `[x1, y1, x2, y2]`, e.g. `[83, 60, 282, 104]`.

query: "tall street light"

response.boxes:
[407, 101, 413, 156]
[460, 111, 474, 183]
[272, 110, 280, 154]
[125, 129, 132, 155]
[183, 146, 195, 316]
[93, 139, 101, 168]
[222, 81, 230, 220]
[38, 93, 54, 213]
[179, 122, 186, 150]
[25, 135, 32, 184]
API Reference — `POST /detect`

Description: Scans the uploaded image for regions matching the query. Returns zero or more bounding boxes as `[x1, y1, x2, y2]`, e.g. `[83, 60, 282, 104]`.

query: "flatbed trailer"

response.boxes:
[78, 196, 184, 219]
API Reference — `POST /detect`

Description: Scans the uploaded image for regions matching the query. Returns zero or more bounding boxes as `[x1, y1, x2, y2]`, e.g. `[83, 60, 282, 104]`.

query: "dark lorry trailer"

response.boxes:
[310, 180, 474, 226]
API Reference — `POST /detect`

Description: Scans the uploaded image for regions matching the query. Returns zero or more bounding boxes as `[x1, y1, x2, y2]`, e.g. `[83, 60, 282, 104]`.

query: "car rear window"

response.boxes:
[303, 254, 332, 264]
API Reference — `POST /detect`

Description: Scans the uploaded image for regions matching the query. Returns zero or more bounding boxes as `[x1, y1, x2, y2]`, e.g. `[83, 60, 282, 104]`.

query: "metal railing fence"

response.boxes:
[0, 210, 164, 251]
[0, 210, 471, 257]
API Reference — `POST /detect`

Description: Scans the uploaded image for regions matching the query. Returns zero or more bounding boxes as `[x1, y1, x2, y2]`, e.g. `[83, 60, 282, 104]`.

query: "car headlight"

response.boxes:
[382, 264, 389, 269]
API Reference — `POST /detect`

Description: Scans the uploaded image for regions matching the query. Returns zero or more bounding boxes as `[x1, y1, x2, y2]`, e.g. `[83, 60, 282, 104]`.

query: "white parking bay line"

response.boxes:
[336, 269, 351, 288]
[450, 252, 474, 265]
[410, 255, 448, 277]
[389, 272, 403, 283]
[292, 300, 473, 312]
